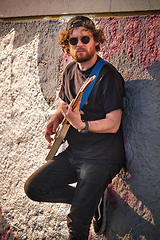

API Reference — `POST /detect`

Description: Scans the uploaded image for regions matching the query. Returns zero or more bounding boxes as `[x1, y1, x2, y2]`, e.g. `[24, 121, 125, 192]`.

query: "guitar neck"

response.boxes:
[62, 75, 95, 125]
[63, 91, 83, 125]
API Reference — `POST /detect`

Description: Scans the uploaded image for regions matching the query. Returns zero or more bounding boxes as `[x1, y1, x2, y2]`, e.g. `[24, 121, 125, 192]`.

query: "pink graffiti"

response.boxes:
[99, 17, 125, 60]
[98, 15, 160, 69]
[108, 183, 118, 209]
[126, 15, 160, 68]
[123, 191, 132, 207]
[0, 208, 18, 240]
[125, 16, 141, 59]
[88, 229, 92, 240]
[0, 226, 18, 240]
[146, 15, 160, 65]
[0, 227, 12, 240]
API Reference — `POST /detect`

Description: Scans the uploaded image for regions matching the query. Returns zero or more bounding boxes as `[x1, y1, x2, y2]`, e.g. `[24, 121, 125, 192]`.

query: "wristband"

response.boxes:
[78, 120, 89, 134]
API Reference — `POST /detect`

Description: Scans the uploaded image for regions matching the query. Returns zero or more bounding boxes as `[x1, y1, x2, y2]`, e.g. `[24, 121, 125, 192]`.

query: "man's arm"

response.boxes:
[61, 100, 122, 134]
[87, 109, 122, 134]
[45, 101, 66, 143]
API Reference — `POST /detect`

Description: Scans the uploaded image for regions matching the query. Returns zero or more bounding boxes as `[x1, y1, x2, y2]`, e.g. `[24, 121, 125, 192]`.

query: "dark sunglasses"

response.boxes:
[69, 35, 92, 46]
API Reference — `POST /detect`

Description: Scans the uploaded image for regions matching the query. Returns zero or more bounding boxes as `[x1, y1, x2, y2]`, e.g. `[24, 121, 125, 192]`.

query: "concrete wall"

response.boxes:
[0, 13, 160, 240]
[0, 0, 160, 18]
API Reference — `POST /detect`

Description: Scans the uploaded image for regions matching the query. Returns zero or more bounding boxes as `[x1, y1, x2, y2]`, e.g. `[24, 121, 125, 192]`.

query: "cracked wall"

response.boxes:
[0, 15, 160, 240]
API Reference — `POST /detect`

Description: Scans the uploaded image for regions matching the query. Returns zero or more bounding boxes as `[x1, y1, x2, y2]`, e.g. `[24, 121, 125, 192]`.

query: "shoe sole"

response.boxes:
[96, 188, 108, 235]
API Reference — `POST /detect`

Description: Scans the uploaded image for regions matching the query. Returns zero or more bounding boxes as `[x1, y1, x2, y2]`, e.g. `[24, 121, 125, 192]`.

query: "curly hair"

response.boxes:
[58, 24, 106, 55]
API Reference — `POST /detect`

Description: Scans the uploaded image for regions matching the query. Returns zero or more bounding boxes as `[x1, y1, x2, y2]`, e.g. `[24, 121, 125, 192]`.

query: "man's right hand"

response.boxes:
[45, 101, 66, 143]
[45, 118, 60, 143]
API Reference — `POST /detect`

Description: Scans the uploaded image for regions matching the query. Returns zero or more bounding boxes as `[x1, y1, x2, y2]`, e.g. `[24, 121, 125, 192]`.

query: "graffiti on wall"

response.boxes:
[0, 15, 160, 239]
[98, 15, 160, 69]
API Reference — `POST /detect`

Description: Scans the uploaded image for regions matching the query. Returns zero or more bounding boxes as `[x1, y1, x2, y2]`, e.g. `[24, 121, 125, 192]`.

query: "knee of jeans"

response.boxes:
[24, 177, 40, 201]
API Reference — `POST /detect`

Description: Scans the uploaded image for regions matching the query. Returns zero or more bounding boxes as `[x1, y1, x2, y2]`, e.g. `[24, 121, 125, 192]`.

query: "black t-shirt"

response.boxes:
[59, 56, 125, 164]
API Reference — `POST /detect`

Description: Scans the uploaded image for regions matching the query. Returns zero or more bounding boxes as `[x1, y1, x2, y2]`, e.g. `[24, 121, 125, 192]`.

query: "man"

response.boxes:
[24, 16, 125, 240]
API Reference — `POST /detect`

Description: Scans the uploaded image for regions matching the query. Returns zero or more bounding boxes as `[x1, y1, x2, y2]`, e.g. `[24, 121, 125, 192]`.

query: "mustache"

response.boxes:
[75, 47, 86, 52]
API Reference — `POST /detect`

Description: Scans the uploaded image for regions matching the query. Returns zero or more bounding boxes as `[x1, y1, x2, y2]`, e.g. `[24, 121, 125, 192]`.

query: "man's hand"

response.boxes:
[45, 101, 66, 143]
[45, 118, 59, 143]
[45, 100, 85, 144]
[45, 121, 54, 143]
[61, 100, 85, 131]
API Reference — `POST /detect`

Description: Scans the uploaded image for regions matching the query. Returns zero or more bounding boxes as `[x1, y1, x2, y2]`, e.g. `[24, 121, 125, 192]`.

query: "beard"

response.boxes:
[71, 47, 95, 63]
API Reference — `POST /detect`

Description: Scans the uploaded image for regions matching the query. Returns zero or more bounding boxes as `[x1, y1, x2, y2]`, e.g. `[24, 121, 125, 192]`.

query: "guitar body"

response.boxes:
[45, 75, 95, 161]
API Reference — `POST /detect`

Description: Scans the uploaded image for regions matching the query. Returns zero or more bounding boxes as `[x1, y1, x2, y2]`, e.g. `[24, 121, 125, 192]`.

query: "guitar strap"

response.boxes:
[79, 59, 108, 110]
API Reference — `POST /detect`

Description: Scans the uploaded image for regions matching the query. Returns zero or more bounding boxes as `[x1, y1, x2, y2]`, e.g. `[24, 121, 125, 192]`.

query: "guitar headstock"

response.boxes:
[79, 75, 96, 93]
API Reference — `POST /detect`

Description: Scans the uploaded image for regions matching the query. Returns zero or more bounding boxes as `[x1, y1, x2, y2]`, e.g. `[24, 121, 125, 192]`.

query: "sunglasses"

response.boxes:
[69, 35, 92, 46]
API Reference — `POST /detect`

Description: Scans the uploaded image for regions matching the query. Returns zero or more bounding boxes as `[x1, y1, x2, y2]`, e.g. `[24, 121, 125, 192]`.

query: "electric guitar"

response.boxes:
[45, 75, 95, 161]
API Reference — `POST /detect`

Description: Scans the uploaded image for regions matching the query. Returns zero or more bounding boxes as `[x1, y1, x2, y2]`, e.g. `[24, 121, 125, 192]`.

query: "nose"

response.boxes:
[77, 38, 83, 47]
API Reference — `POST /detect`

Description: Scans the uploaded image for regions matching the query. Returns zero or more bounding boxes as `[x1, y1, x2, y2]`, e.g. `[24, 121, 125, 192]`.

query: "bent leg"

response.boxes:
[24, 151, 77, 204]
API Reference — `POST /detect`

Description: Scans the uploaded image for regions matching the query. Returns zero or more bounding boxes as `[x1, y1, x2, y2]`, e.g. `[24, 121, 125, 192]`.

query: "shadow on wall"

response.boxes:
[0, 18, 160, 240]
[105, 185, 157, 240]
[0, 20, 65, 107]
[103, 61, 160, 239]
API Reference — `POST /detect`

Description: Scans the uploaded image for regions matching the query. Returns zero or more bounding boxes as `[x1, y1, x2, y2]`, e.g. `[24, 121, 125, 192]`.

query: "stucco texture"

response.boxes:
[0, 15, 160, 239]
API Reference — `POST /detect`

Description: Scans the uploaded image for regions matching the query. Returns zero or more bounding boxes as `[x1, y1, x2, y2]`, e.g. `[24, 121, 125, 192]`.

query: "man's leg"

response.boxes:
[24, 150, 77, 204]
[67, 160, 122, 240]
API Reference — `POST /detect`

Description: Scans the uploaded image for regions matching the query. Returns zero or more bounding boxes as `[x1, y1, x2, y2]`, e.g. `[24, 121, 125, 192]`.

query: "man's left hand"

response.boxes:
[61, 100, 85, 131]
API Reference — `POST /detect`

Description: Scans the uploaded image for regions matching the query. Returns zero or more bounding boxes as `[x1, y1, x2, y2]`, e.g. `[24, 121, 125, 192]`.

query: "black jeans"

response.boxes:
[24, 149, 122, 240]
